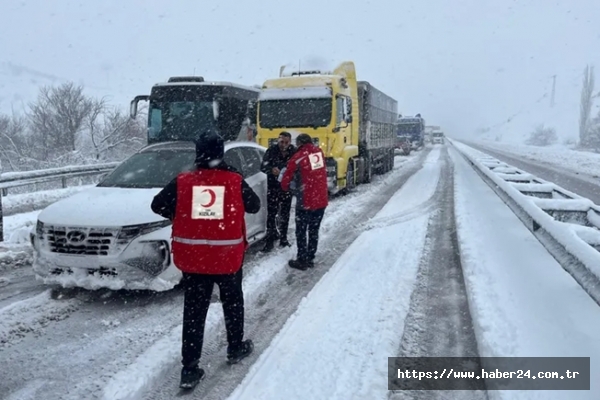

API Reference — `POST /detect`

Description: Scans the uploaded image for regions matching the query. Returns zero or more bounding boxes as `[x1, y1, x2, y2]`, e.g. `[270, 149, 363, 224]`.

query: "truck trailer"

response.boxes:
[255, 61, 398, 194]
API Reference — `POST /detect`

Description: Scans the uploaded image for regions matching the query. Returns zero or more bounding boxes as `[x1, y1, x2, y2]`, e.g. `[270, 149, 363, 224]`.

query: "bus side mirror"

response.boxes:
[130, 95, 149, 119]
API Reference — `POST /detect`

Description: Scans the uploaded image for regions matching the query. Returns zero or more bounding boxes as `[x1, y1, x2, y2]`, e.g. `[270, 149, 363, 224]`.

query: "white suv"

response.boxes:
[31, 141, 268, 291]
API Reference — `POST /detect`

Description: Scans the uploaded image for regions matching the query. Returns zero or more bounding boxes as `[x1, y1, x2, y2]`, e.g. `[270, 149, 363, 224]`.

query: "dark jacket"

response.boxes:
[151, 161, 261, 221]
[260, 144, 296, 188]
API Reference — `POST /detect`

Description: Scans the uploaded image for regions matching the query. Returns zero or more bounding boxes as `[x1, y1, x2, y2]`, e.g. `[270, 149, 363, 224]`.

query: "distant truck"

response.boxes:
[129, 76, 260, 144]
[423, 126, 433, 143]
[397, 115, 425, 149]
[255, 61, 398, 194]
[431, 130, 444, 144]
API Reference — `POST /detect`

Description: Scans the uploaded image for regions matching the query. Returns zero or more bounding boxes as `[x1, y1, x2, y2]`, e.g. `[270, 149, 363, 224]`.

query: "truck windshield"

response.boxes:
[397, 123, 422, 135]
[259, 98, 332, 129]
[97, 150, 196, 189]
[148, 100, 219, 143]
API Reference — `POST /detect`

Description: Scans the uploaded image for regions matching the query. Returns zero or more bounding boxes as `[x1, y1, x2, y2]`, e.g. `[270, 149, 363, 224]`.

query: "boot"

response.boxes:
[261, 240, 275, 253]
[179, 365, 205, 389]
[280, 238, 291, 247]
[227, 340, 254, 364]
[288, 259, 310, 271]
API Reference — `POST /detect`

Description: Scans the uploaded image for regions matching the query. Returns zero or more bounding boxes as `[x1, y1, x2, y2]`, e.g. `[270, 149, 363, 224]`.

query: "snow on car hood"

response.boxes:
[38, 187, 165, 227]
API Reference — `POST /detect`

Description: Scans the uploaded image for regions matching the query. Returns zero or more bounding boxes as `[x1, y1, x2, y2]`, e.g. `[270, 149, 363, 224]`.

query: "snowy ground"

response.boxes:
[468, 140, 600, 179]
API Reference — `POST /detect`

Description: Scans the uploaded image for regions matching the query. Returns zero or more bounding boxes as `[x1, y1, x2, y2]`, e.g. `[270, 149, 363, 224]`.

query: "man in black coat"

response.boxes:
[260, 131, 296, 252]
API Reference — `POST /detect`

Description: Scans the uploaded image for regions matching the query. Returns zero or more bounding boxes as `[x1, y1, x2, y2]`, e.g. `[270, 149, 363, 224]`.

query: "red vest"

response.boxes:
[281, 144, 329, 210]
[171, 169, 247, 275]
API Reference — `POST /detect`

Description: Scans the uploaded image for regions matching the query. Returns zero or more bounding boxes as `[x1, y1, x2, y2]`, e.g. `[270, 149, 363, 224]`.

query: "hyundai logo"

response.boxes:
[66, 231, 86, 243]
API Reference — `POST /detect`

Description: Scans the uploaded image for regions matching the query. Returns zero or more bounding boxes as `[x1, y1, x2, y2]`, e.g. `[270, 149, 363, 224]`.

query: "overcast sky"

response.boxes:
[1, 0, 599, 142]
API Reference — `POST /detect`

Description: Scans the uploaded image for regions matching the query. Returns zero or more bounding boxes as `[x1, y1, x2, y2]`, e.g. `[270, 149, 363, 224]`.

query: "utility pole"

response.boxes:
[550, 75, 556, 107]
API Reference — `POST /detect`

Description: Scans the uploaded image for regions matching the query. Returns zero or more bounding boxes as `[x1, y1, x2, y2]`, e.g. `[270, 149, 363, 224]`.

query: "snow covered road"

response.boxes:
[226, 146, 443, 400]
[0, 152, 429, 400]
[2, 143, 599, 399]
[126, 150, 434, 400]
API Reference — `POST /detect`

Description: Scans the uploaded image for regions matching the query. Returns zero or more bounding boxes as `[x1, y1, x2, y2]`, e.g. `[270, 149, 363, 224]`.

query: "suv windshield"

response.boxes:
[259, 98, 332, 129]
[97, 150, 196, 188]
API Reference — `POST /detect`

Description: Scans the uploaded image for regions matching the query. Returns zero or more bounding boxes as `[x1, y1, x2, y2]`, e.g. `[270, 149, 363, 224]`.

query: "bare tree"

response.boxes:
[28, 82, 95, 157]
[579, 65, 595, 147]
[86, 106, 145, 160]
[526, 124, 557, 147]
[0, 113, 47, 171]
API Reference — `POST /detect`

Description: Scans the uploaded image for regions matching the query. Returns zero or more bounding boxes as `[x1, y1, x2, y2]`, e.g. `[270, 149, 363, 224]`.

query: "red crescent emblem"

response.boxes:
[200, 189, 216, 207]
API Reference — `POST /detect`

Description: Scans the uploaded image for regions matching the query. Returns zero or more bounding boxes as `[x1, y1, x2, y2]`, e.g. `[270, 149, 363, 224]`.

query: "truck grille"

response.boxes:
[43, 226, 119, 256]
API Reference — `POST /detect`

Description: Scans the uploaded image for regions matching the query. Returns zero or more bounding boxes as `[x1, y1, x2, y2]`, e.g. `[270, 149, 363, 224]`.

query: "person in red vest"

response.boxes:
[279, 133, 329, 270]
[151, 132, 261, 390]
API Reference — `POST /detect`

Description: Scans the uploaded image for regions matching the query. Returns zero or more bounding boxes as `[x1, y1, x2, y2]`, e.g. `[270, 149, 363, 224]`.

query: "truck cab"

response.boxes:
[431, 131, 444, 144]
[255, 63, 357, 193]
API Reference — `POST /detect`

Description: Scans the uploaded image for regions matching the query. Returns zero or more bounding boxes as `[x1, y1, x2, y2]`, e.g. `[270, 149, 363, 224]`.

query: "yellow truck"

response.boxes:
[255, 61, 398, 194]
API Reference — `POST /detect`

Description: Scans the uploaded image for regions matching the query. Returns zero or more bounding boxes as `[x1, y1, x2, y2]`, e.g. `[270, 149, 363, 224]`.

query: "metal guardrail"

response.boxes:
[450, 139, 600, 306]
[0, 162, 119, 241]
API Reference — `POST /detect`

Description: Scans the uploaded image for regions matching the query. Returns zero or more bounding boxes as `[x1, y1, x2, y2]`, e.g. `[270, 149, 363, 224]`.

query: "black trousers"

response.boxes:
[295, 207, 326, 262]
[181, 268, 244, 368]
[266, 185, 292, 241]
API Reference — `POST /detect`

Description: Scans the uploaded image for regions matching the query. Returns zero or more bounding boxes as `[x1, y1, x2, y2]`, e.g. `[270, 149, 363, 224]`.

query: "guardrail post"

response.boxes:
[61, 177, 67, 188]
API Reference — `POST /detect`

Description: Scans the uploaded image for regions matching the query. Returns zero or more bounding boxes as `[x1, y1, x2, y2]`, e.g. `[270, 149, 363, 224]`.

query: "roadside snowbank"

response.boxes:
[452, 141, 600, 289]
[451, 146, 600, 399]
[0, 210, 42, 273]
[225, 150, 441, 400]
[2, 185, 94, 216]
[473, 141, 600, 179]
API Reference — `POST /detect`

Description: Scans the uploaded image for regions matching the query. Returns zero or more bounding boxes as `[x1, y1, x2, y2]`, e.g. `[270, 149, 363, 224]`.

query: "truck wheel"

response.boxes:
[344, 160, 356, 193]
[364, 157, 372, 183]
[382, 154, 389, 173]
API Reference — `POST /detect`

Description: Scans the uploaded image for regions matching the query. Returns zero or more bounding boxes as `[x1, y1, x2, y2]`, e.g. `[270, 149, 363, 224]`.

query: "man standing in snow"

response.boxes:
[259, 131, 296, 252]
[151, 132, 260, 389]
[280, 133, 328, 270]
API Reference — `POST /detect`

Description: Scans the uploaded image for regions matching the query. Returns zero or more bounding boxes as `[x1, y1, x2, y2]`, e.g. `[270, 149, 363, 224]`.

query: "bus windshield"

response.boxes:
[148, 100, 219, 143]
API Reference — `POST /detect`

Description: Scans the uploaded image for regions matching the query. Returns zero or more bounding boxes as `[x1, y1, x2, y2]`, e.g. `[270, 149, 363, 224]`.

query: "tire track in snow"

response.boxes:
[390, 146, 488, 400]
[139, 150, 436, 400]
[0, 289, 80, 348]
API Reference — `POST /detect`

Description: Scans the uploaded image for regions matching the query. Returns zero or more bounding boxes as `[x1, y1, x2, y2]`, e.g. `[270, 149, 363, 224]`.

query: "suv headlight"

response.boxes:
[117, 220, 172, 243]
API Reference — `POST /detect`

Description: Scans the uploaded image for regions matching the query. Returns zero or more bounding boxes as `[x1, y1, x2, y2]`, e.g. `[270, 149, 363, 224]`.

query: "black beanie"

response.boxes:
[195, 132, 225, 167]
